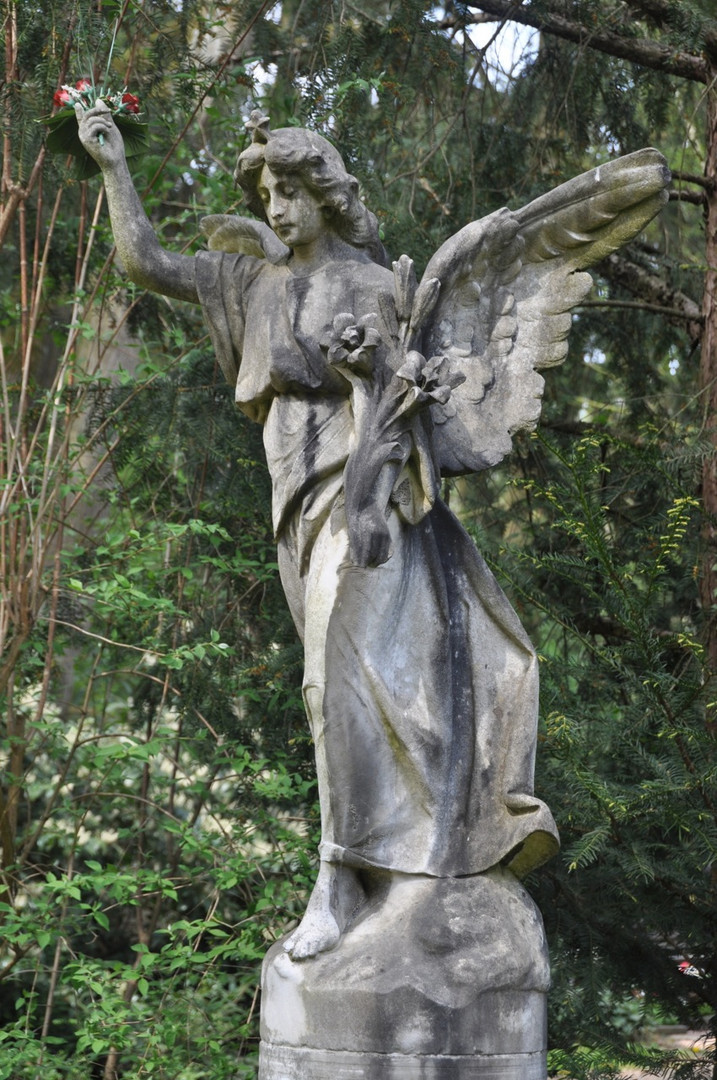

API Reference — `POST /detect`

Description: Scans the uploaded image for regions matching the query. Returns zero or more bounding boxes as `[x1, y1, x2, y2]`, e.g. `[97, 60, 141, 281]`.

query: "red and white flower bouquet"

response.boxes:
[41, 78, 148, 179]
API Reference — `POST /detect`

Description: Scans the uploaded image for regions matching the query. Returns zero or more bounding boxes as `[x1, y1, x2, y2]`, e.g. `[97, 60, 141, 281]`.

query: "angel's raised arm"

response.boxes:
[77, 103, 199, 304]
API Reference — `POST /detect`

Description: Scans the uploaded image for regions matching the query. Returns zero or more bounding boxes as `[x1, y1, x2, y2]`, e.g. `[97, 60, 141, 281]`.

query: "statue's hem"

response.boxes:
[259, 1042, 547, 1079]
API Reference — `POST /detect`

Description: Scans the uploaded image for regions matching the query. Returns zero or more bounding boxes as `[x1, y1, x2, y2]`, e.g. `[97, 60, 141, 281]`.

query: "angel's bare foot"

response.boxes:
[284, 861, 363, 960]
[283, 906, 341, 960]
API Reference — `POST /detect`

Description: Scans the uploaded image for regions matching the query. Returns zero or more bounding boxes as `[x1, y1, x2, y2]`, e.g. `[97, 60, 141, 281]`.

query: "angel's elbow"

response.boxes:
[120, 247, 191, 300]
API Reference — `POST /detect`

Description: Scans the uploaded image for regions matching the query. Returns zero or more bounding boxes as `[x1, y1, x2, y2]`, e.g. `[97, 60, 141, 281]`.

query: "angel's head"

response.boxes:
[235, 112, 387, 266]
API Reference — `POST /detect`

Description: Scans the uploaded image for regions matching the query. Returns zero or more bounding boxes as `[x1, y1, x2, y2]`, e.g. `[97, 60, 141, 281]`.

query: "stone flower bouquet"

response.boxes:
[41, 78, 148, 179]
[320, 255, 465, 566]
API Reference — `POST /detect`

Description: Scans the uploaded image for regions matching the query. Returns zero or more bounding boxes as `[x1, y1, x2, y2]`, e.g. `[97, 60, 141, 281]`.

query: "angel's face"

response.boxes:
[257, 165, 326, 250]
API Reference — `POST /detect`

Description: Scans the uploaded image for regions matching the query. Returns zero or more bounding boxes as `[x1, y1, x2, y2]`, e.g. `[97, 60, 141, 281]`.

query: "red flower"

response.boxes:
[53, 87, 72, 108]
[75, 79, 92, 92]
[121, 92, 140, 114]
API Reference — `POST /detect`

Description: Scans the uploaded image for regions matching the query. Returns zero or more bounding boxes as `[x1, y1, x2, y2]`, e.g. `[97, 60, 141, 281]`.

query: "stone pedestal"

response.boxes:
[259, 867, 550, 1079]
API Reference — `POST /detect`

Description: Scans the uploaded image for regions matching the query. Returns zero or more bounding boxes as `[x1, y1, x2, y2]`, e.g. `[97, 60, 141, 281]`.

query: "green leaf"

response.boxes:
[41, 109, 148, 178]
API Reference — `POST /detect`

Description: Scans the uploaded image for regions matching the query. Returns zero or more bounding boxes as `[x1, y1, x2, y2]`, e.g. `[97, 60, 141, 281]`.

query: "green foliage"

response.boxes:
[2, 1, 716, 1077]
[464, 422, 715, 1073]
[2, 5, 315, 1072]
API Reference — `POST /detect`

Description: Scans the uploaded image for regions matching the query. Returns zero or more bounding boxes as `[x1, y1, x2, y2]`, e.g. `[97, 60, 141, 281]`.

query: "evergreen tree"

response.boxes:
[444, 4, 717, 1076]
[0, 2, 715, 1077]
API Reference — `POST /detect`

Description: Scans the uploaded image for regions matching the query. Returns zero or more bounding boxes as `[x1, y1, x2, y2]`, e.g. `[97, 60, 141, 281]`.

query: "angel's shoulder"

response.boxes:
[361, 257, 394, 283]
[197, 247, 267, 277]
[195, 248, 268, 312]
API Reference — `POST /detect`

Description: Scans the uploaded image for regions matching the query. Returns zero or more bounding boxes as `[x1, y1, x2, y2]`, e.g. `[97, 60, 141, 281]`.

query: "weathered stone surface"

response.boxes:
[258, 1045, 548, 1079]
[260, 868, 549, 1077]
[76, 102, 670, 1075]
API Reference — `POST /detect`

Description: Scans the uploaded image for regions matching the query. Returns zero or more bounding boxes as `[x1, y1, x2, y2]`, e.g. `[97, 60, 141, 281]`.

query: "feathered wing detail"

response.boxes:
[199, 215, 290, 263]
[412, 148, 671, 476]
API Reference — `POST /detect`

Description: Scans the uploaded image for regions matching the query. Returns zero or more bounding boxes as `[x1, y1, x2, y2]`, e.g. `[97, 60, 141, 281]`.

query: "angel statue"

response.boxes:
[76, 105, 669, 973]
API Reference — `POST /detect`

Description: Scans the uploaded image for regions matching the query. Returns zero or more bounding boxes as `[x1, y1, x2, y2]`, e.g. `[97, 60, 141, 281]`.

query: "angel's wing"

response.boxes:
[199, 215, 290, 264]
[411, 148, 671, 476]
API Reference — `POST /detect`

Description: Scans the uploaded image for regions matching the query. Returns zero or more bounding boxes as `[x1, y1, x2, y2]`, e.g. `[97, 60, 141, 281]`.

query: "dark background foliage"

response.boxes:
[1, 1, 715, 1077]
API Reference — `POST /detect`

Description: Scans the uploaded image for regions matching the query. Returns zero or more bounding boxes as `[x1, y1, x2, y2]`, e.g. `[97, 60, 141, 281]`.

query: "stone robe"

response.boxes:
[195, 248, 559, 880]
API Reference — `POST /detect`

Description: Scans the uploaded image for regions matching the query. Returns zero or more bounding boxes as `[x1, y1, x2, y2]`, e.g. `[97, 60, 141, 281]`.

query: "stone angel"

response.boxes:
[76, 102, 670, 963]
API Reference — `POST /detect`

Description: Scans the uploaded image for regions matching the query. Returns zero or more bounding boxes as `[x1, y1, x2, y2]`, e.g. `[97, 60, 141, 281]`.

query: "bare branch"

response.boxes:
[671, 169, 715, 191]
[670, 189, 708, 205]
[595, 251, 704, 346]
[464, 0, 709, 83]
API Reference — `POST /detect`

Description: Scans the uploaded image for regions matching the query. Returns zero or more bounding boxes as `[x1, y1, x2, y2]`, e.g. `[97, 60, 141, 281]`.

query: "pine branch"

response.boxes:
[622, 0, 717, 63]
[621, 0, 680, 28]
[463, 1, 709, 83]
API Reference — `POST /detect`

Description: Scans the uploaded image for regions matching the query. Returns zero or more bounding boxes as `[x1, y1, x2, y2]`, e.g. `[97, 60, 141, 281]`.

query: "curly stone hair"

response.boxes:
[234, 115, 388, 267]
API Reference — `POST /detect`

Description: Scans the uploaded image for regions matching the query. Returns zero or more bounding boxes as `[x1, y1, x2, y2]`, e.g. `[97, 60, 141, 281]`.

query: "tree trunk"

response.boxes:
[700, 66, 717, 690]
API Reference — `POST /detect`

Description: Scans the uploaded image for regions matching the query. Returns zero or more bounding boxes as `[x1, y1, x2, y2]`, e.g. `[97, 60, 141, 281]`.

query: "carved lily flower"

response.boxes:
[396, 351, 465, 412]
[323, 312, 382, 376]
[392, 254, 417, 324]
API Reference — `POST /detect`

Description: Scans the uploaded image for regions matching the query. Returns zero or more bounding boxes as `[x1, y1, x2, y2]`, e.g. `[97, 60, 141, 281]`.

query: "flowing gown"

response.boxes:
[195, 247, 559, 880]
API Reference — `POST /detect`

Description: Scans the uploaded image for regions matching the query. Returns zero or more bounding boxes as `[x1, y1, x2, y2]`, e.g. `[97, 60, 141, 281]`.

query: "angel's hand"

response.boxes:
[75, 102, 126, 172]
[349, 506, 393, 568]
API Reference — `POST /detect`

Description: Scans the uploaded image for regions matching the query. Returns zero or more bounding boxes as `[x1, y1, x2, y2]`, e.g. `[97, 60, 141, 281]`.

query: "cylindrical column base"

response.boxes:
[258, 870, 550, 1080]
[259, 1044, 547, 1079]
